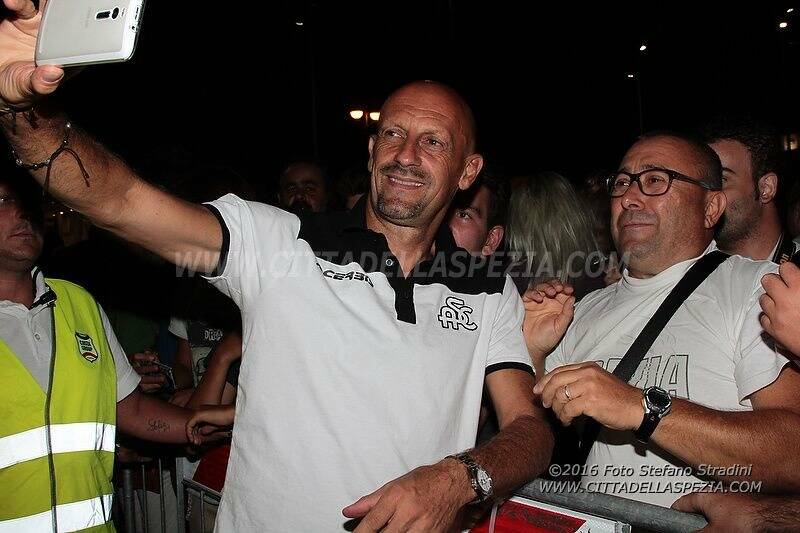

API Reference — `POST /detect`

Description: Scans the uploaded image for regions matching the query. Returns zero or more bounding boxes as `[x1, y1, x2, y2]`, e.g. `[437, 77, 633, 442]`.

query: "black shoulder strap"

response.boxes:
[772, 232, 796, 265]
[577, 250, 730, 466]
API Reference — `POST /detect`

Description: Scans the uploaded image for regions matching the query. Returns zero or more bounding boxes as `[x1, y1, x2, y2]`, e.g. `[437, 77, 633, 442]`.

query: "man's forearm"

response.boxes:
[759, 496, 800, 530]
[653, 399, 800, 491]
[186, 357, 230, 409]
[528, 350, 546, 381]
[471, 413, 554, 497]
[1, 106, 138, 228]
[117, 390, 192, 444]
[1, 105, 222, 271]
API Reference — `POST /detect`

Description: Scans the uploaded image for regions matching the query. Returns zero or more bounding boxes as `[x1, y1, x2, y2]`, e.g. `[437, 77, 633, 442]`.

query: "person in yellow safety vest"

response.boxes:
[0, 173, 199, 531]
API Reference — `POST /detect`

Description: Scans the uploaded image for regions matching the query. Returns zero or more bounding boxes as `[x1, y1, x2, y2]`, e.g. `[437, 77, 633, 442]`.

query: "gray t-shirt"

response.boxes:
[0, 269, 139, 401]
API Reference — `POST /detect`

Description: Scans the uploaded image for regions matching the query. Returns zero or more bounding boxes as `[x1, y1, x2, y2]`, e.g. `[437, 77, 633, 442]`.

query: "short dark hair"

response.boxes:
[279, 161, 327, 189]
[454, 173, 508, 228]
[638, 130, 723, 189]
[0, 164, 44, 227]
[701, 115, 781, 183]
[482, 174, 509, 228]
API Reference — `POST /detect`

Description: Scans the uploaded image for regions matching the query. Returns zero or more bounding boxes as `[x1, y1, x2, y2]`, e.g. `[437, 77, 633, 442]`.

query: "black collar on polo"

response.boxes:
[338, 194, 460, 256]
[298, 195, 501, 324]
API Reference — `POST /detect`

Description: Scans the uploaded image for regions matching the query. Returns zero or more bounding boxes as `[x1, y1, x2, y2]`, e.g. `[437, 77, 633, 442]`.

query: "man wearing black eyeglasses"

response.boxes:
[523, 131, 800, 507]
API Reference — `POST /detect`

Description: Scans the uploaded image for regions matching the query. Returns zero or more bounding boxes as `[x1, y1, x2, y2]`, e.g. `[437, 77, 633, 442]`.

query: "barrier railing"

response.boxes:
[112, 461, 709, 532]
[515, 479, 708, 533]
[182, 479, 222, 533]
[114, 457, 179, 533]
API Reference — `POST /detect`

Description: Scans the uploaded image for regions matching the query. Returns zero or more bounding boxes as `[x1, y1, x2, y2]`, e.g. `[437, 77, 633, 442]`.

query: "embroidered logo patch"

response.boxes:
[75, 332, 99, 363]
[437, 296, 478, 331]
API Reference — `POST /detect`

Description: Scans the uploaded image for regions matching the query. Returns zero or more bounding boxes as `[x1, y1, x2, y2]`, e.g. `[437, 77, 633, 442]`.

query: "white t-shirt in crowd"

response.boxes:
[203, 195, 534, 531]
[546, 242, 789, 507]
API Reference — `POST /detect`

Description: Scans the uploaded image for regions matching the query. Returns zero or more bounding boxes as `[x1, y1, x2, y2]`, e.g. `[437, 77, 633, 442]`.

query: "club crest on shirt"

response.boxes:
[75, 332, 99, 363]
[438, 296, 478, 331]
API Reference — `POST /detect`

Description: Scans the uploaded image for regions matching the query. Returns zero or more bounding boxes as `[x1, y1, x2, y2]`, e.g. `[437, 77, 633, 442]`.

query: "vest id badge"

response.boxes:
[75, 332, 100, 363]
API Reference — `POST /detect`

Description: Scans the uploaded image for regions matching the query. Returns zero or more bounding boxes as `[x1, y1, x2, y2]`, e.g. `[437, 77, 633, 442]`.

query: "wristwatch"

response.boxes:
[634, 386, 672, 443]
[448, 452, 493, 503]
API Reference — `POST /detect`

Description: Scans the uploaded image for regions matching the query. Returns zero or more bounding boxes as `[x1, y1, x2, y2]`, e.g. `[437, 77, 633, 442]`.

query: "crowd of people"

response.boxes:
[1, 1, 800, 532]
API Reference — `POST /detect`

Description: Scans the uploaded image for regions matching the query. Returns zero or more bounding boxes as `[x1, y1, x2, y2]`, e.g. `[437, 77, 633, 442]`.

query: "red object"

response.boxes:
[471, 500, 586, 533]
[192, 444, 231, 492]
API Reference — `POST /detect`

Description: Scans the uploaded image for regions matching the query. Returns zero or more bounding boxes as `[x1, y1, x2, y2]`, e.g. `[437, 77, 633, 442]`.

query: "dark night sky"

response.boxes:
[48, 1, 800, 196]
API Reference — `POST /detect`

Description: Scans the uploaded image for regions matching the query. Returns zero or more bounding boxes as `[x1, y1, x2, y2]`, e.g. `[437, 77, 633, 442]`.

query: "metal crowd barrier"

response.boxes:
[514, 479, 709, 533]
[182, 479, 222, 533]
[114, 457, 181, 533]
[111, 461, 709, 532]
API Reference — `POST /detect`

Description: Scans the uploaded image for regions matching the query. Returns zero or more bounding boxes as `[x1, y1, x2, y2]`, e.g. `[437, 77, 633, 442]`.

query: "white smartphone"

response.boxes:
[35, 0, 146, 67]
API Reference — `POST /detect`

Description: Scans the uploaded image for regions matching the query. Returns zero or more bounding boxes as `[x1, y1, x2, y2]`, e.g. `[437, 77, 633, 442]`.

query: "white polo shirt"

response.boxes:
[204, 194, 533, 532]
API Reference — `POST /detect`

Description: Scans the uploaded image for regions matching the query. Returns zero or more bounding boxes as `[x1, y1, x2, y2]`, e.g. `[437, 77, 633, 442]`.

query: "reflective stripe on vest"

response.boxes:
[0, 278, 116, 530]
[0, 493, 112, 533]
[0, 423, 115, 470]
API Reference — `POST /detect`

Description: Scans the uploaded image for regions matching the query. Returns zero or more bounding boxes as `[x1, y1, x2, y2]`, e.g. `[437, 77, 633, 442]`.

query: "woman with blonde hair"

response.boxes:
[506, 171, 604, 298]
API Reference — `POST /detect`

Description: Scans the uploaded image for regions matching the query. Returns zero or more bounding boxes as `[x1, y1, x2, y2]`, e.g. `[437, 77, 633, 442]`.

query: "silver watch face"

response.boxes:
[476, 468, 492, 494]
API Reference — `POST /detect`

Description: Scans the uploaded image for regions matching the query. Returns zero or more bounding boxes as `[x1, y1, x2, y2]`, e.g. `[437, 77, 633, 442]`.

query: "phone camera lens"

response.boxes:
[112, 7, 120, 19]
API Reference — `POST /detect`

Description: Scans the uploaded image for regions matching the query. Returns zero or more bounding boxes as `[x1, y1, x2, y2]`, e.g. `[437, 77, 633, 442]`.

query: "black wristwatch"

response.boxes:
[448, 452, 493, 503]
[634, 386, 672, 443]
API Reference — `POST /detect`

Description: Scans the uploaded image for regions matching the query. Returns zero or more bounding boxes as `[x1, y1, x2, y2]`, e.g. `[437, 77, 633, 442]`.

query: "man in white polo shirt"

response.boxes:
[0, 9, 554, 529]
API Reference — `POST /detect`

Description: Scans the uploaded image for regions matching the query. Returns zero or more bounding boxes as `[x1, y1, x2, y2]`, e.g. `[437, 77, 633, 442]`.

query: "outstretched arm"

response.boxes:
[0, 1, 222, 273]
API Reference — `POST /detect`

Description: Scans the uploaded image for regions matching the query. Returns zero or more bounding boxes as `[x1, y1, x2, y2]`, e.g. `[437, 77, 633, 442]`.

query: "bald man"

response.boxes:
[525, 132, 800, 507]
[0, 10, 553, 529]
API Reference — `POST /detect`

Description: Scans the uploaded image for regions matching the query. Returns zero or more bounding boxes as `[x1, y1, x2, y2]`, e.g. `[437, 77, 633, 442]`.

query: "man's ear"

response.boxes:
[367, 135, 377, 173]
[704, 190, 727, 229]
[457, 154, 484, 191]
[757, 172, 778, 204]
[482, 225, 505, 256]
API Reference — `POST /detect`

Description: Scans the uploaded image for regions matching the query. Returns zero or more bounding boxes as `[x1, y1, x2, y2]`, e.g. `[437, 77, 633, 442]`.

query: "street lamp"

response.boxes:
[348, 109, 380, 127]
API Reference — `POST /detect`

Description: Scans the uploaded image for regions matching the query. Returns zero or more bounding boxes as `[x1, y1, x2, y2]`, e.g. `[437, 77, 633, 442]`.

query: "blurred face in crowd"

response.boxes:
[611, 136, 725, 278]
[0, 182, 43, 274]
[278, 163, 328, 213]
[368, 82, 483, 229]
[709, 139, 772, 246]
[449, 185, 504, 256]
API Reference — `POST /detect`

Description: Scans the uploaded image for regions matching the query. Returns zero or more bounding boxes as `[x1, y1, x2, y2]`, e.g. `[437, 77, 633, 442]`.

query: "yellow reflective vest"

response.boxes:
[0, 278, 116, 532]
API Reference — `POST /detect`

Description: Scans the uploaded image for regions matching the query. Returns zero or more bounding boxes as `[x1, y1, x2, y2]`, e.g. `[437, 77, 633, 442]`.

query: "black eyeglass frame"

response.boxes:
[606, 167, 721, 197]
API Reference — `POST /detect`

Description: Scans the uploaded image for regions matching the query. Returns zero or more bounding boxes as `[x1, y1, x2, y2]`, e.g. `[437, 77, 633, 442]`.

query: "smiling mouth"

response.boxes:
[386, 175, 424, 188]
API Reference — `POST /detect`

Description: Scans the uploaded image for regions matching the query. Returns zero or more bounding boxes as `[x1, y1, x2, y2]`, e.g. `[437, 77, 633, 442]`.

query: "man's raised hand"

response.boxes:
[0, 0, 63, 109]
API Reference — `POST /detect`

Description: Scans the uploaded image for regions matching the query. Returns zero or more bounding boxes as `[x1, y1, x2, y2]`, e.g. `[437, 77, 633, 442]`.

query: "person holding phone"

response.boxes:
[0, 3, 554, 531]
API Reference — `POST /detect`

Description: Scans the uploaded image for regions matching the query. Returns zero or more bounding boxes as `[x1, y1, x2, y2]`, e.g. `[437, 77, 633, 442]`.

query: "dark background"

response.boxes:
[25, 1, 800, 194]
